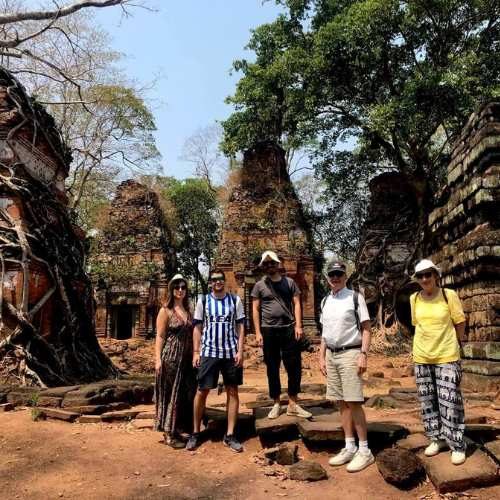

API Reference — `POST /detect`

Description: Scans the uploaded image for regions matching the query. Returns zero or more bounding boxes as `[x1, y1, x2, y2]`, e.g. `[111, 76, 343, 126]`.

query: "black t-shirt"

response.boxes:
[251, 276, 300, 327]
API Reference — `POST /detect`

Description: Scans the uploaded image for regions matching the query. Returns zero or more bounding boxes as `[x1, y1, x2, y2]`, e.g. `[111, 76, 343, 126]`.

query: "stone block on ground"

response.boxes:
[136, 410, 155, 419]
[390, 368, 405, 379]
[131, 418, 154, 430]
[38, 385, 81, 398]
[464, 424, 500, 443]
[383, 361, 394, 368]
[484, 440, 500, 465]
[6, 389, 39, 407]
[39, 408, 80, 422]
[388, 387, 418, 403]
[376, 448, 425, 489]
[465, 415, 487, 424]
[204, 407, 255, 436]
[288, 461, 327, 481]
[264, 444, 298, 465]
[397, 433, 428, 452]
[420, 445, 499, 493]
[370, 371, 384, 378]
[255, 406, 335, 444]
[100, 410, 140, 422]
[367, 422, 409, 447]
[365, 395, 399, 409]
[0, 402, 14, 411]
[62, 404, 114, 415]
[36, 396, 63, 408]
[300, 383, 327, 396]
[247, 398, 334, 411]
[297, 413, 343, 442]
[364, 377, 401, 389]
[462, 372, 500, 393]
[78, 415, 103, 424]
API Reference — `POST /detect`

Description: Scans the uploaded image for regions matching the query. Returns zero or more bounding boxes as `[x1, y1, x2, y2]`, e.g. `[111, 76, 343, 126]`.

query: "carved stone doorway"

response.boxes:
[111, 305, 138, 340]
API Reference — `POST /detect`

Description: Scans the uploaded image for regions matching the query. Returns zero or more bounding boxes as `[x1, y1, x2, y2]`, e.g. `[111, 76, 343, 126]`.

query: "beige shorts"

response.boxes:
[326, 348, 364, 402]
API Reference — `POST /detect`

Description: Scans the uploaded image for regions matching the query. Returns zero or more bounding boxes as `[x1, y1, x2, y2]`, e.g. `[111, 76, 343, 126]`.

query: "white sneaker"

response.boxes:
[451, 450, 466, 465]
[267, 403, 281, 419]
[286, 404, 312, 418]
[328, 447, 358, 466]
[424, 440, 447, 457]
[346, 450, 375, 472]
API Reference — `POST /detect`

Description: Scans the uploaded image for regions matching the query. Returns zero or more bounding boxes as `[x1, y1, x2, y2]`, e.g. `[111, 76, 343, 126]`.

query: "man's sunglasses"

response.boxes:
[328, 271, 345, 278]
[263, 261, 278, 265]
[210, 276, 225, 282]
[415, 271, 434, 280]
[173, 284, 187, 291]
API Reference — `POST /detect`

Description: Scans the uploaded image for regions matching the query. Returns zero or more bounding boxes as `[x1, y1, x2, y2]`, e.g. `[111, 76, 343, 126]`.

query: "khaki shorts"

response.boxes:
[326, 348, 364, 402]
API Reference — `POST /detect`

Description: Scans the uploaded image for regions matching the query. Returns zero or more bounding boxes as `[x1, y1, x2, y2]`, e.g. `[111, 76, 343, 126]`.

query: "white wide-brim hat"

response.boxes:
[169, 273, 187, 285]
[413, 259, 441, 277]
[259, 250, 281, 266]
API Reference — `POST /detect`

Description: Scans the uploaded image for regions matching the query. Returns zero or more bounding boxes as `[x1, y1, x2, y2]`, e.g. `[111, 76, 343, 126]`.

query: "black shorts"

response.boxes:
[197, 356, 243, 390]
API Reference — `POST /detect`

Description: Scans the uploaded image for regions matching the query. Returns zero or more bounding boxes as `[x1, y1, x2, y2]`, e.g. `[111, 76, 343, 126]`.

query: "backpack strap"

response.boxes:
[320, 295, 328, 313]
[353, 290, 361, 332]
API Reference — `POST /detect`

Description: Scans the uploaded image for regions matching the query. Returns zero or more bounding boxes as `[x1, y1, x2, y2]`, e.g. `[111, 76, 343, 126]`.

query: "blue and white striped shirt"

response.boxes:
[193, 293, 245, 359]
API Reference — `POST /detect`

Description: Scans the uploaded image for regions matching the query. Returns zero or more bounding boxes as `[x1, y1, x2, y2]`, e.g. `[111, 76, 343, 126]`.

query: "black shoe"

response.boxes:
[186, 433, 200, 451]
[223, 434, 243, 453]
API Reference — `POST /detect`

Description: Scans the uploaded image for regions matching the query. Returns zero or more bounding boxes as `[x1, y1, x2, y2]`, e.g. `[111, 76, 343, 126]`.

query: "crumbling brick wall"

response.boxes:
[428, 102, 500, 391]
[91, 180, 175, 339]
[216, 141, 319, 335]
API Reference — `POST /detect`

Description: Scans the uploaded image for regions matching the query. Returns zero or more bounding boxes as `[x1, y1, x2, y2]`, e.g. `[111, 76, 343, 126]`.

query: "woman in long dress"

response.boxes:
[154, 274, 196, 448]
[410, 259, 467, 465]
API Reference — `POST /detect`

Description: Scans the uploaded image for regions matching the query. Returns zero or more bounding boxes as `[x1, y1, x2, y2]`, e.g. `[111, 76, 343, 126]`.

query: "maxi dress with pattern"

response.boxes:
[154, 310, 196, 436]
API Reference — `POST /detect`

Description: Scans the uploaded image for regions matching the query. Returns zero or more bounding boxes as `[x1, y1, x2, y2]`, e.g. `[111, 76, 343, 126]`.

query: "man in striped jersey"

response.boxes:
[186, 269, 245, 452]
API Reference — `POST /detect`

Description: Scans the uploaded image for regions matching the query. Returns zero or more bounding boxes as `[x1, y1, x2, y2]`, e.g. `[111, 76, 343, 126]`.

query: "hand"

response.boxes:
[357, 353, 367, 375]
[155, 359, 161, 373]
[319, 357, 327, 377]
[255, 333, 263, 347]
[295, 326, 303, 340]
[192, 352, 201, 368]
[234, 352, 243, 367]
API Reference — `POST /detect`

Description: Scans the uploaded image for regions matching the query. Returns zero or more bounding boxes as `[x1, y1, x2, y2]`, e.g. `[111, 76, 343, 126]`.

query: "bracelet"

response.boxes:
[360, 351, 368, 356]
[194, 350, 200, 353]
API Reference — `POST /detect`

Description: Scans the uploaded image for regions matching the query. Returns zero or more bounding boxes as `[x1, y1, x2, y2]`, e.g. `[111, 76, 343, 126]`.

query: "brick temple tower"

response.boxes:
[216, 142, 319, 336]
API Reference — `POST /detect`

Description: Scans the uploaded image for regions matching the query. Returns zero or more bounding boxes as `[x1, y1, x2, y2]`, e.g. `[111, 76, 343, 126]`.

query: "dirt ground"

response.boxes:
[1, 351, 499, 500]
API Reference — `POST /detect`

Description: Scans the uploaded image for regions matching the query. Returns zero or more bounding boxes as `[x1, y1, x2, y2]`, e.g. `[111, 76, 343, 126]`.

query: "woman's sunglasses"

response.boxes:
[415, 272, 434, 280]
[173, 284, 187, 291]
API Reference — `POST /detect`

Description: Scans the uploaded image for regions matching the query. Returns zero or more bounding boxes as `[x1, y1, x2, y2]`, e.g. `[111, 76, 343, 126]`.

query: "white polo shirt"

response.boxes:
[320, 287, 370, 349]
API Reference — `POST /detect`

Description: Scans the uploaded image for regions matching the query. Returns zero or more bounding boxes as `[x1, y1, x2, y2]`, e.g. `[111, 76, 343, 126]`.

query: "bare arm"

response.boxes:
[155, 307, 169, 372]
[252, 298, 262, 345]
[193, 323, 202, 367]
[319, 337, 327, 376]
[357, 320, 371, 375]
[455, 321, 466, 343]
[234, 322, 245, 367]
[293, 294, 303, 339]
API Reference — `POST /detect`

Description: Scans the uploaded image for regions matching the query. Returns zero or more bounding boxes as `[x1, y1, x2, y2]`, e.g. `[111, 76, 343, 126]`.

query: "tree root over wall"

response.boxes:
[0, 72, 118, 387]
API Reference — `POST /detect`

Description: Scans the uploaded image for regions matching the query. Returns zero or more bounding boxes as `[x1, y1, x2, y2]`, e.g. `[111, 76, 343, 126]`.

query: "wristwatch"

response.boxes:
[360, 351, 368, 356]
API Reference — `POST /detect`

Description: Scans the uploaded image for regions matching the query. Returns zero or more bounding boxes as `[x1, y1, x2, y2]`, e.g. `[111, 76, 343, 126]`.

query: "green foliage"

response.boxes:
[89, 259, 164, 286]
[156, 177, 220, 293]
[223, 0, 500, 258]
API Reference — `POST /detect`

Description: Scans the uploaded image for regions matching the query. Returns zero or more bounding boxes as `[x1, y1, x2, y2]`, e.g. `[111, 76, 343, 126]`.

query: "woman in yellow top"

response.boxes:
[410, 259, 466, 465]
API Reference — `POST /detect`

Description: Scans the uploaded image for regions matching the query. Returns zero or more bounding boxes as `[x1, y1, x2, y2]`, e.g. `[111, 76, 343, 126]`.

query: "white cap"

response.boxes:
[259, 250, 281, 266]
[414, 259, 441, 277]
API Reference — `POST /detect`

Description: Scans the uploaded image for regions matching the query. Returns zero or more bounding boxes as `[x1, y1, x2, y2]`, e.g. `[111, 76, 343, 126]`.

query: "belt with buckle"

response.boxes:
[326, 344, 362, 354]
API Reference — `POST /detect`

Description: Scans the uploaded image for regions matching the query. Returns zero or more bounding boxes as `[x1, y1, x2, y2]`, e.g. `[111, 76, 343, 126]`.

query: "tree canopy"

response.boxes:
[222, 0, 500, 258]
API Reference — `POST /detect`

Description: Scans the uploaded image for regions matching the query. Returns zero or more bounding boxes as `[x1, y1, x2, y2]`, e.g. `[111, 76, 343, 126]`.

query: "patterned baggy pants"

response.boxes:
[415, 362, 465, 451]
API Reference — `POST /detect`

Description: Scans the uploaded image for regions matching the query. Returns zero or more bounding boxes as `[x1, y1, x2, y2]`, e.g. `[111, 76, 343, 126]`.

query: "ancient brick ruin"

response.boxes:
[350, 171, 420, 331]
[92, 180, 175, 339]
[216, 141, 318, 335]
[0, 68, 116, 385]
[428, 102, 500, 391]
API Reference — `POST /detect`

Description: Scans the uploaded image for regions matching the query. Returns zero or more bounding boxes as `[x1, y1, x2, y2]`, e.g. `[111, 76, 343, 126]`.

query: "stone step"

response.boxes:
[131, 418, 154, 430]
[39, 408, 80, 422]
[0, 403, 14, 412]
[396, 433, 428, 452]
[78, 415, 103, 424]
[484, 440, 500, 465]
[465, 424, 500, 443]
[420, 444, 499, 493]
[298, 416, 408, 446]
[100, 410, 140, 422]
[463, 360, 500, 376]
[462, 342, 500, 361]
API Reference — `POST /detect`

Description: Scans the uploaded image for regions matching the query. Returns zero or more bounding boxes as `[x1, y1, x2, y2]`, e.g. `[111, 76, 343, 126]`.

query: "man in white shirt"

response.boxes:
[319, 261, 374, 472]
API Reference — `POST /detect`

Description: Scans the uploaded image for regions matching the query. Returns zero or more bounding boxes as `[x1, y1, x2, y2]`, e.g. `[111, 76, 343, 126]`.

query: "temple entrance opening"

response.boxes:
[111, 305, 138, 340]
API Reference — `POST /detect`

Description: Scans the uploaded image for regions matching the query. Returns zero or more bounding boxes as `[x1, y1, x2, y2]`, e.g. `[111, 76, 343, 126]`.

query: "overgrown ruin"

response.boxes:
[216, 141, 319, 335]
[0, 69, 117, 386]
[428, 102, 500, 391]
[92, 180, 175, 340]
[355, 102, 500, 390]
[350, 171, 420, 331]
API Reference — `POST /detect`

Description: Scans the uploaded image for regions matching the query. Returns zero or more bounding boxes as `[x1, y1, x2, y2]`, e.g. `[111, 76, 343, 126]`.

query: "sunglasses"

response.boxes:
[415, 271, 434, 280]
[328, 271, 345, 278]
[210, 276, 225, 282]
[173, 284, 187, 291]
[263, 261, 278, 266]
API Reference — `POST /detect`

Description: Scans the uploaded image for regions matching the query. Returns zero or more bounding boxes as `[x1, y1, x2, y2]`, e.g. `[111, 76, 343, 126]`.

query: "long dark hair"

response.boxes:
[165, 278, 191, 312]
